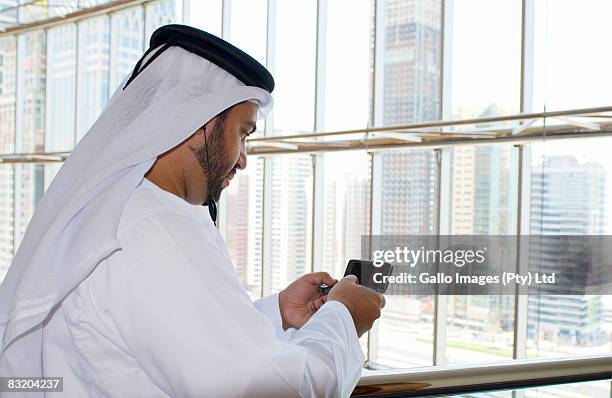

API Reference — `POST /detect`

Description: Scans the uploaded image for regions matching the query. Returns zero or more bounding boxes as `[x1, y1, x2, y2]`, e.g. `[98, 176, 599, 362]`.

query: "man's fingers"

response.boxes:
[314, 297, 326, 310]
[307, 271, 337, 286]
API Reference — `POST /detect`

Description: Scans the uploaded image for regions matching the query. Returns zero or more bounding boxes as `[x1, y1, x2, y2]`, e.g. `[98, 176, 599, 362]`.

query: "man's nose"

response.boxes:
[236, 142, 247, 170]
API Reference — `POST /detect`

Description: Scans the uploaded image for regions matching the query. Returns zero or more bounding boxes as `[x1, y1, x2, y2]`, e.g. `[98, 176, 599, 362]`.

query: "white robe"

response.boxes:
[38, 177, 364, 397]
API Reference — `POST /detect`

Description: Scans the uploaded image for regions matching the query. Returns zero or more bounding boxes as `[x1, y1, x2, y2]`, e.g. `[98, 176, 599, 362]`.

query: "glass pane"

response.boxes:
[189, 0, 222, 37]
[13, 164, 44, 250]
[451, 145, 517, 235]
[447, 144, 517, 365]
[16, 31, 46, 153]
[76, 16, 110, 142]
[46, 24, 76, 152]
[533, 0, 612, 111]
[18, 1, 47, 23]
[380, 0, 441, 126]
[371, 0, 443, 368]
[228, 0, 267, 66]
[223, 157, 264, 299]
[48, 0, 78, 18]
[44, 162, 63, 193]
[0, 36, 16, 153]
[528, 138, 612, 357]
[319, 152, 371, 276]
[270, 0, 316, 134]
[268, 155, 313, 293]
[322, 0, 371, 131]
[110, 7, 144, 93]
[0, 37, 16, 283]
[450, 0, 521, 120]
[145, 0, 177, 42]
[0, 164, 14, 283]
[372, 148, 438, 368]
[0, 2, 17, 29]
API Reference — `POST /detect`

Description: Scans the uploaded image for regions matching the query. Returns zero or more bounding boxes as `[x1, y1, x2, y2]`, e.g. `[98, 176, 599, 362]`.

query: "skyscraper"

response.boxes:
[374, 0, 441, 367]
[529, 155, 606, 347]
[380, 0, 441, 236]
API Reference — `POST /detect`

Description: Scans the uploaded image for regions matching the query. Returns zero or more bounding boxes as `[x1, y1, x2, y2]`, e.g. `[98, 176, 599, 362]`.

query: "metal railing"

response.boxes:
[352, 353, 612, 397]
[1, 105, 612, 163]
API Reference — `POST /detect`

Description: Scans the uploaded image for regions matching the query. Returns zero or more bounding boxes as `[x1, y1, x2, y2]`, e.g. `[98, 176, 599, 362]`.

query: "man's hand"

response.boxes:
[328, 275, 385, 337]
[279, 272, 337, 330]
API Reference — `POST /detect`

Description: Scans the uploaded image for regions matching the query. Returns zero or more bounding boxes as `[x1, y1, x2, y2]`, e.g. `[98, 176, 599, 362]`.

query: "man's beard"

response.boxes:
[190, 121, 234, 203]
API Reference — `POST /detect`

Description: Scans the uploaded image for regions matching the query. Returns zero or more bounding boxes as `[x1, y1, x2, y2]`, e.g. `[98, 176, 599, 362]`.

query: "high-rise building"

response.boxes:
[375, 0, 442, 367]
[380, 0, 441, 236]
[529, 155, 606, 346]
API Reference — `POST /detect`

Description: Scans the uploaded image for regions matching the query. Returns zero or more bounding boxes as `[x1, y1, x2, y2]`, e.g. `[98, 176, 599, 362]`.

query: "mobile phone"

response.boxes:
[318, 259, 394, 295]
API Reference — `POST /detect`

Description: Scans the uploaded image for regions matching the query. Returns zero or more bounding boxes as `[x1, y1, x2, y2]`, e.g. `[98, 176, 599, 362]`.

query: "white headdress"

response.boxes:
[0, 25, 273, 376]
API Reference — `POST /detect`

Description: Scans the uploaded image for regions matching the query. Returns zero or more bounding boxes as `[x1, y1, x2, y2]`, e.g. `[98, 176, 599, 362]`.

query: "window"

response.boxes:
[319, 152, 371, 277]
[46, 24, 76, 152]
[0, 36, 16, 153]
[16, 31, 46, 153]
[188, 0, 222, 37]
[447, 144, 517, 364]
[222, 156, 265, 299]
[450, 0, 521, 120]
[322, 0, 371, 131]
[270, 0, 317, 134]
[532, 0, 612, 111]
[268, 155, 313, 293]
[110, 7, 144, 93]
[370, 0, 443, 367]
[0, 37, 16, 280]
[76, 16, 110, 142]
[228, 0, 267, 67]
[145, 0, 178, 42]
[528, 138, 612, 358]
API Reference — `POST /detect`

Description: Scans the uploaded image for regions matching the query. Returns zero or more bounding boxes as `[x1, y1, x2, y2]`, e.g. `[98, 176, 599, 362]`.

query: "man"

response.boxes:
[0, 25, 384, 397]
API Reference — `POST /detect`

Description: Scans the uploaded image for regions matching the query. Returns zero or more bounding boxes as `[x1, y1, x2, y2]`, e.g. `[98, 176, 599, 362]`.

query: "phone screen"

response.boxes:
[344, 259, 393, 294]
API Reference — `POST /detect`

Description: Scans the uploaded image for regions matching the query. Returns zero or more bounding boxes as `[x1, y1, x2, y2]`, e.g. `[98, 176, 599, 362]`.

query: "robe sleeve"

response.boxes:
[104, 211, 364, 398]
[253, 293, 292, 342]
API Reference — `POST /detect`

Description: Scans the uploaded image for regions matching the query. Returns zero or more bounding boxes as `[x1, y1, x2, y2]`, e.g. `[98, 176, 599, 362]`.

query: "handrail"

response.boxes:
[2, 106, 612, 162]
[351, 353, 612, 397]
[247, 105, 612, 155]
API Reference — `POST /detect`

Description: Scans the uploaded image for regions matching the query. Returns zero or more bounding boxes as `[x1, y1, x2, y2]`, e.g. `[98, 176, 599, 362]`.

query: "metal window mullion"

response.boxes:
[74, 21, 81, 145]
[520, 0, 534, 114]
[181, 0, 190, 25]
[43, 27, 50, 154]
[12, 34, 25, 253]
[260, 0, 275, 297]
[433, 0, 452, 367]
[513, 144, 531, 360]
[40, 26, 51, 192]
[440, 0, 453, 121]
[310, 154, 321, 274]
[372, 0, 384, 128]
[105, 14, 111, 103]
[365, 0, 385, 366]
[310, 0, 326, 274]
[433, 147, 450, 366]
[261, 155, 273, 297]
[366, 150, 383, 366]
[221, 0, 231, 40]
